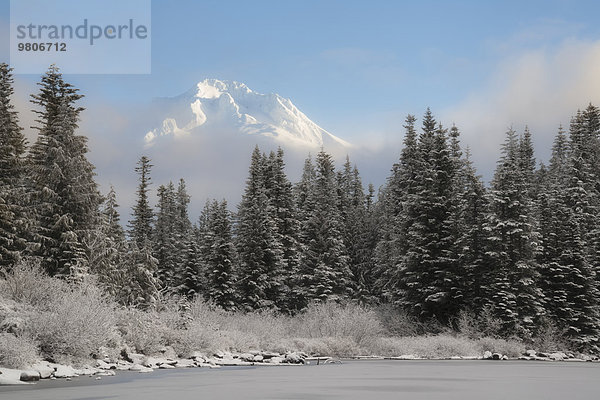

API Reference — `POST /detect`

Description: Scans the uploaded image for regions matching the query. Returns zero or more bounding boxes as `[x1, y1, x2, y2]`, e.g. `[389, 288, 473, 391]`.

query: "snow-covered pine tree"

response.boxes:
[122, 241, 160, 309]
[484, 128, 543, 335]
[181, 225, 202, 299]
[576, 105, 600, 283]
[453, 147, 489, 310]
[375, 114, 420, 302]
[263, 148, 301, 313]
[86, 186, 129, 298]
[126, 155, 160, 307]
[400, 110, 461, 322]
[0, 63, 28, 272]
[290, 154, 316, 309]
[128, 156, 154, 248]
[236, 146, 285, 311]
[295, 154, 316, 221]
[172, 178, 195, 296]
[28, 65, 102, 279]
[540, 112, 600, 350]
[204, 200, 237, 310]
[353, 182, 380, 304]
[337, 156, 375, 302]
[298, 149, 352, 305]
[153, 182, 178, 288]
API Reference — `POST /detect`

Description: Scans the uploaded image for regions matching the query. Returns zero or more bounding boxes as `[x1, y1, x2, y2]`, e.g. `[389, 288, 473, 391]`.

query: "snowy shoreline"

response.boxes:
[2, 349, 597, 386]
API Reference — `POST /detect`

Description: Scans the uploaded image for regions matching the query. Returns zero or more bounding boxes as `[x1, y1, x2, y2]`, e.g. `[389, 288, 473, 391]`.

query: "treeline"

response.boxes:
[1, 65, 599, 351]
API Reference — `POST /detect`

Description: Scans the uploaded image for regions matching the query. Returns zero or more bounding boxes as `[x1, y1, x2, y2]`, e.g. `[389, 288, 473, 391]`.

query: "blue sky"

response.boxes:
[3, 0, 599, 134]
[1, 0, 600, 215]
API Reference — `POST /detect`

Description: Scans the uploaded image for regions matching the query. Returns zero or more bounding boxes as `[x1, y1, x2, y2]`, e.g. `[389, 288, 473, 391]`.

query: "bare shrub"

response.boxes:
[0, 333, 39, 369]
[478, 336, 525, 357]
[455, 307, 503, 339]
[292, 302, 383, 346]
[375, 304, 421, 336]
[117, 308, 167, 355]
[0, 259, 68, 309]
[370, 334, 480, 358]
[531, 318, 571, 353]
[25, 280, 118, 364]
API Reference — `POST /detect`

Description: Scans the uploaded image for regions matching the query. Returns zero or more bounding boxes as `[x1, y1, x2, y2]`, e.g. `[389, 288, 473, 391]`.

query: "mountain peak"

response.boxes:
[194, 79, 251, 99]
[145, 79, 351, 150]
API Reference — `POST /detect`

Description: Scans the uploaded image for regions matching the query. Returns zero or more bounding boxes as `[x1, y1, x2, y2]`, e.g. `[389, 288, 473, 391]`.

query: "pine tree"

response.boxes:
[128, 156, 153, 248]
[263, 148, 301, 312]
[291, 154, 316, 309]
[236, 146, 285, 311]
[453, 148, 488, 310]
[0, 63, 28, 272]
[28, 65, 101, 279]
[204, 200, 237, 310]
[122, 241, 160, 309]
[353, 182, 380, 304]
[337, 157, 375, 302]
[538, 114, 600, 350]
[182, 225, 202, 299]
[153, 182, 178, 288]
[375, 114, 420, 302]
[484, 128, 543, 335]
[298, 149, 352, 304]
[173, 178, 195, 296]
[86, 186, 128, 298]
[126, 155, 159, 306]
[400, 111, 461, 322]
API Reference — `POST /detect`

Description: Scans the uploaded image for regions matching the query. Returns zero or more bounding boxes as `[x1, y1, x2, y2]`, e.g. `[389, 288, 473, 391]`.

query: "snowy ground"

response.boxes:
[1, 360, 599, 400]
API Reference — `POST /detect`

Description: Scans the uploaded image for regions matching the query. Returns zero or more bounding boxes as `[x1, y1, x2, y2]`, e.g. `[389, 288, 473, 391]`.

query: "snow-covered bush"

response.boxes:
[531, 317, 571, 353]
[25, 280, 117, 364]
[371, 335, 480, 358]
[117, 308, 167, 355]
[0, 333, 39, 369]
[478, 337, 525, 357]
[292, 302, 383, 346]
[0, 259, 68, 309]
[456, 307, 503, 339]
[375, 304, 422, 336]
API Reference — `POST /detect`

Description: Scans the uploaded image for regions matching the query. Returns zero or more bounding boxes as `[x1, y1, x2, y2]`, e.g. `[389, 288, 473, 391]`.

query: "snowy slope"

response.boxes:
[144, 79, 351, 150]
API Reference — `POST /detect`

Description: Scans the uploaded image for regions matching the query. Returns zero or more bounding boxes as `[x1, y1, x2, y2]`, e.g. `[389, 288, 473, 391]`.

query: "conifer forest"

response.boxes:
[3, 63, 600, 354]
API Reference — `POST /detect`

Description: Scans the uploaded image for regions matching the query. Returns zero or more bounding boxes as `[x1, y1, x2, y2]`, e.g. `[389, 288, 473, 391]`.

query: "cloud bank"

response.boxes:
[443, 38, 600, 180]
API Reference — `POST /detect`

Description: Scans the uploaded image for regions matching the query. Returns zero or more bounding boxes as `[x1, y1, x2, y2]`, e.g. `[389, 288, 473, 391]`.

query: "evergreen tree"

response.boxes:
[353, 182, 380, 304]
[236, 146, 285, 311]
[263, 148, 301, 312]
[291, 155, 316, 308]
[204, 200, 237, 310]
[298, 149, 351, 305]
[0, 63, 28, 272]
[128, 156, 153, 248]
[400, 111, 461, 322]
[86, 186, 128, 298]
[484, 128, 543, 335]
[181, 225, 202, 299]
[375, 114, 420, 302]
[126, 155, 159, 305]
[153, 182, 178, 288]
[122, 241, 160, 309]
[28, 65, 101, 279]
[453, 148, 488, 309]
[539, 115, 600, 349]
[337, 156, 376, 302]
[173, 178, 195, 296]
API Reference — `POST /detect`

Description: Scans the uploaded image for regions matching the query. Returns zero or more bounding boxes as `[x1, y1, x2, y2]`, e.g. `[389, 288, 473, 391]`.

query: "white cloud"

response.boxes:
[442, 38, 600, 180]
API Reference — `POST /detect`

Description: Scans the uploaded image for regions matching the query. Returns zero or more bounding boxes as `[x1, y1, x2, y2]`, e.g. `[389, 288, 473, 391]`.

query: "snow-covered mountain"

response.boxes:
[144, 79, 351, 150]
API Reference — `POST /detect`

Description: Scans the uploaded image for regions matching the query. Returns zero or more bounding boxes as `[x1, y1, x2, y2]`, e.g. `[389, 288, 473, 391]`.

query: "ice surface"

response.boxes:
[1, 360, 599, 400]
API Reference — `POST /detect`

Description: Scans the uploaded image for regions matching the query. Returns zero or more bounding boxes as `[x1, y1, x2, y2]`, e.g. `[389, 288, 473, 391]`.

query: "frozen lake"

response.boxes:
[1, 360, 599, 400]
